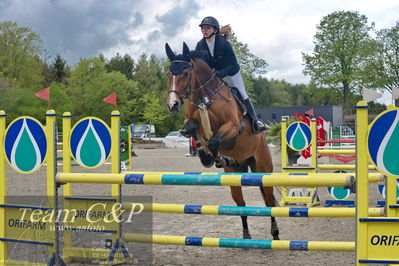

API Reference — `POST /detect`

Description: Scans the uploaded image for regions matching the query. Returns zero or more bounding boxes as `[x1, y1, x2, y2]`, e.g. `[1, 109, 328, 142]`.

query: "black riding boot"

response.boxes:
[244, 98, 267, 134]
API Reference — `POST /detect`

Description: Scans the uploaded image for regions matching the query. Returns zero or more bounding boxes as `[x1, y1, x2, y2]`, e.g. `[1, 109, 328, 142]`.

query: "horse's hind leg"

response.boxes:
[247, 156, 280, 240]
[226, 165, 252, 239]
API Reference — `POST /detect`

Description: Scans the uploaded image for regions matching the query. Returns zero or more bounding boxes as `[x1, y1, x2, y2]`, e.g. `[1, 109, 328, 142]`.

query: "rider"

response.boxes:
[195, 16, 267, 134]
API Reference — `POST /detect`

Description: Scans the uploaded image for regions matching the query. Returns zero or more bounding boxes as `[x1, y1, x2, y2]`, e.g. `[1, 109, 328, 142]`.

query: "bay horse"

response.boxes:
[165, 42, 279, 240]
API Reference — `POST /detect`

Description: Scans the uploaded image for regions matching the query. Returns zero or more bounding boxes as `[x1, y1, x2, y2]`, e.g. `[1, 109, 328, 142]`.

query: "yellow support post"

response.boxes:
[62, 112, 73, 258]
[110, 110, 121, 250]
[111, 110, 121, 196]
[45, 110, 57, 261]
[280, 118, 289, 206]
[355, 101, 369, 266]
[127, 124, 132, 170]
[306, 118, 320, 207]
[46, 110, 56, 199]
[310, 118, 317, 169]
[281, 117, 288, 168]
[0, 110, 7, 266]
[62, 112, 72, 196]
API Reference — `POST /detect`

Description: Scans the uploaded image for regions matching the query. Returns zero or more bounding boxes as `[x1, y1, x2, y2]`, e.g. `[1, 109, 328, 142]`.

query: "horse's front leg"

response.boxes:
[182, 120, 214, 168]
[207, 132, 226, 168]
[208, 123, 239, 168]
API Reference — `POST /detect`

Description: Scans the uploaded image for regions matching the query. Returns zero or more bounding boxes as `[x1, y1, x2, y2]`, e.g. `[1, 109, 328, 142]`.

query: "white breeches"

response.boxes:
[226, 70, 248, 100]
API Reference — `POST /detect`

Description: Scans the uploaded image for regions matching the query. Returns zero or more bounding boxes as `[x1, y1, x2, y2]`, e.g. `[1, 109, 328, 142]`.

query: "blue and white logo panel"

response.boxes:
[368, 109, 399, 176]
[4, 117, 47, 174]
[70, 117, 112, 168]
[286, 122, 312, 151]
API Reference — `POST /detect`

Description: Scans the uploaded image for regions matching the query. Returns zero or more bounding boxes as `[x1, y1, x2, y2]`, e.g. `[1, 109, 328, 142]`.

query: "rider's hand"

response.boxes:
[215, 70, 225, 78]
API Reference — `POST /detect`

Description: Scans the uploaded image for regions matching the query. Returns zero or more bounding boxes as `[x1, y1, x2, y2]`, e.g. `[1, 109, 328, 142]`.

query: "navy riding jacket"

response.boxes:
[195, 35, 240, 78]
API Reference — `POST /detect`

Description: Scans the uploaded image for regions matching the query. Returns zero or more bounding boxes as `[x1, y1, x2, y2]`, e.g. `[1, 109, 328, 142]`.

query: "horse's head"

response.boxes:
[165, 42, 193, 112]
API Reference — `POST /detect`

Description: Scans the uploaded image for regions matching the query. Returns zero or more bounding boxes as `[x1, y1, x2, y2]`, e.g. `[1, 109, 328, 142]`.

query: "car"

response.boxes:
[163, 131, 189, 148]
[165, 131, 184, 138]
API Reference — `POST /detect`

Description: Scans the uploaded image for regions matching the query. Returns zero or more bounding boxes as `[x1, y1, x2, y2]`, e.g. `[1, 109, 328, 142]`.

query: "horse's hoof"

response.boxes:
[243, 229, 252, 239]
[271, 222, 279, 240]
[200, 156, 214, 168]
[198, 150, 214, 168]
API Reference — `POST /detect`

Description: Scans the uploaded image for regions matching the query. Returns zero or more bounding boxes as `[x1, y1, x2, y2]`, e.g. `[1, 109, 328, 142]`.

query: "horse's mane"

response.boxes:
[190, 50, 209, 61]
[189, 50, 213, 74]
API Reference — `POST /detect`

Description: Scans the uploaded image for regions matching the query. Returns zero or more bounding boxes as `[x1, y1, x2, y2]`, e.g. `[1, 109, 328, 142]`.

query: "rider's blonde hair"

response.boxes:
[219, 25, 232, 40]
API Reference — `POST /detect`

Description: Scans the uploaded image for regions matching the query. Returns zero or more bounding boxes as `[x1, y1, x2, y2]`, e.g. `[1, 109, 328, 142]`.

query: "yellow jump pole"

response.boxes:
[318, 164, 376, 170]
[123, 233, 355, 252]
[56, 172, 355, 188]
[318, 149, 355, 155]
[121, 202, 383, 218]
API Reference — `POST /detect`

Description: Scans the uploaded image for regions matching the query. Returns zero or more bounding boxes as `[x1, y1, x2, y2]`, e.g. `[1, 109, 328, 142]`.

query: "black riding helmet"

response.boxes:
[199, 16, 220, 33]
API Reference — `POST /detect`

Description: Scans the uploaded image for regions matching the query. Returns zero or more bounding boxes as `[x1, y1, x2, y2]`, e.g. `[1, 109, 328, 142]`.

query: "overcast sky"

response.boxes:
[0, 0, 398, 87]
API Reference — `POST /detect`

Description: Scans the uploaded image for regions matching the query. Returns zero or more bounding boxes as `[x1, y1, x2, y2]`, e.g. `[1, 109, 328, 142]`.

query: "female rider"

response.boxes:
[195, 16, 267, 134]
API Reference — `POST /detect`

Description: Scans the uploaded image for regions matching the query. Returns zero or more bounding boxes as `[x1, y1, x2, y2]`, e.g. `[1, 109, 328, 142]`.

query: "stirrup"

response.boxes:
[179, 128, 191, 138]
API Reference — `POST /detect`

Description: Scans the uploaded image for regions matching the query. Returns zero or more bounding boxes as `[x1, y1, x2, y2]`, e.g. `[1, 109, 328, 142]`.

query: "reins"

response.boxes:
[168, 59, 231, 110]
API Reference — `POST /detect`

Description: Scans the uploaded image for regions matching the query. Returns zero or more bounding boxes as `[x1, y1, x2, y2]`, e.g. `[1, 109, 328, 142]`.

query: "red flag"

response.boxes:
[305, 108, 314, 117]
[103, 93, 117, 106]
[35, 87, 50, 101]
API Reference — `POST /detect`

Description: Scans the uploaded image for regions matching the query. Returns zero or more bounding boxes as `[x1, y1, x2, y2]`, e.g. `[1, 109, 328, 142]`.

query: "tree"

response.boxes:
[43, 54, 70, 87]
[360, 21, 399, 95]
[106, 53, 135, 80]
[227, 31, 269, 105]
[252, 77, 292, 107]
[228, 32, 268, 77]
[302, 11, 372, 112]
[0, 21, 44, 89]
[142, 91, 169, 135]
[65, 57, 140, 123]
[51, 54, 69, 83]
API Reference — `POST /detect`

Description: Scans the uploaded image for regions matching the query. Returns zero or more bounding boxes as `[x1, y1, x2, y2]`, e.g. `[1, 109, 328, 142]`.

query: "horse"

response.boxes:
[165, 42, 279, 240]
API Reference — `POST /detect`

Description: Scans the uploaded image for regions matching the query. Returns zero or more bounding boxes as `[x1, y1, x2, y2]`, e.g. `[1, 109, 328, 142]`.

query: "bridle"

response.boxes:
[168, 60, 229, 109]
[168, 60, 193, 102]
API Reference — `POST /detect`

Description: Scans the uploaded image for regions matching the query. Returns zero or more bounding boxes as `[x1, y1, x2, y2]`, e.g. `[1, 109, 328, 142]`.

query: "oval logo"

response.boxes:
[327, 187, 352, 200]
[70, 118, 111, 168]
[368, 109, 399, 176]
[4, 117, 47, 174]
[286, 122, 312, 151]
